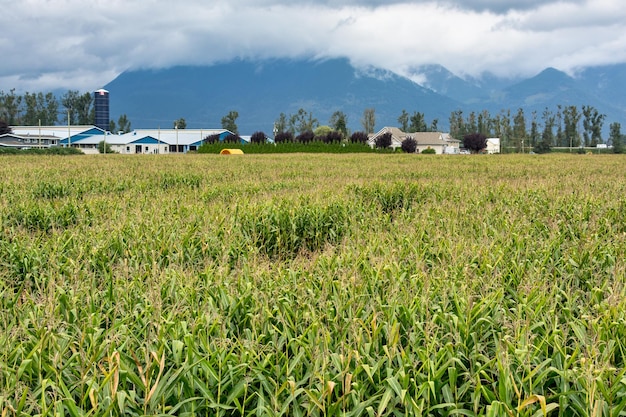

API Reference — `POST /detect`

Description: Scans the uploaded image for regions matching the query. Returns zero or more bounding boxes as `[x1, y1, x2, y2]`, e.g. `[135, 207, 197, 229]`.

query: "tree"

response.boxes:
[22, 92, 59, 125]
[221, 110, 239, 134]
[117, 114, 131, 133]
[430, 118, 439, 132]
[498, 110, 512, 151]
[61, 90, 79, 124]
[23, 92, 40, 125]
[329, 111, 348, 138]
[174, 118, 187, 129]
[250, 131, 266, 144]
[398, 110, 409, 132]
[555, 105, 565, 147]
[408, 111, 427, 133]
[0, 119, 12, 135]
[477, 110, 491, 137]
[529, 111, 540, 148]
[512, 108, 527, 152]
[609, 122, 624, 154]
[0, 89, 22, 125]
[350, 131, 368, 144]
[289, 108, 318, 135]
[401, 137, 417, 153]
[563, 105, 581, 148]
[375, 132, 392, 149]
[449, 110, 464, 139]
[361, 108, 376, 134]
[462, 133, 487, 153]
[582, 105, 605, 147]
[541, 108, 555, 147]
[61, 91, 93, 125]
[274, 113, 287, 134]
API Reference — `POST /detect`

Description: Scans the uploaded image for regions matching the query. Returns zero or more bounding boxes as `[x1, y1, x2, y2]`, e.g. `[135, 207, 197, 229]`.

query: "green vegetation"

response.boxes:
[1, 153, 625, 416]
[0, 147, 83, 155]
[198, 141, 378, 154]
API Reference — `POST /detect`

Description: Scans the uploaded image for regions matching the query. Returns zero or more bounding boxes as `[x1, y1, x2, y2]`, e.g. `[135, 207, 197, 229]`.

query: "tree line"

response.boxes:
[0, 89, 132, 133]
[447, 106, 624, 152]
[3, 87, 623, 153]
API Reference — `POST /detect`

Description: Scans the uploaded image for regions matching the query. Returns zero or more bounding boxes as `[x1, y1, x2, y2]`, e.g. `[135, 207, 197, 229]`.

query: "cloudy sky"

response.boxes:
[2, 0, 626, 92]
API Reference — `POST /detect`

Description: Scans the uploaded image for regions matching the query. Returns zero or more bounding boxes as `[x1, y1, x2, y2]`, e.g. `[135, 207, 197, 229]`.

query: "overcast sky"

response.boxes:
[2, 0, 626, 92]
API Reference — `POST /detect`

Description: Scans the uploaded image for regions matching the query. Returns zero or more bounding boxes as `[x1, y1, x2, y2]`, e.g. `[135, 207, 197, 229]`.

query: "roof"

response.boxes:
[367, 127, 408, 147]
[368, 127, 456, 147]
[410, 132, 447, 146]
[12, 125, 102, 139]
[0, 134, 29, 148]
[115, 129, 232, 146]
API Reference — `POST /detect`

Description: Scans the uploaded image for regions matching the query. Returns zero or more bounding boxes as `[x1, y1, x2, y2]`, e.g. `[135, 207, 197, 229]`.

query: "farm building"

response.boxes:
[66, 129, 238, 154]
[367, 127, 461, 154]
[3, 125, 239, 154]
[2, 126, 105, 149]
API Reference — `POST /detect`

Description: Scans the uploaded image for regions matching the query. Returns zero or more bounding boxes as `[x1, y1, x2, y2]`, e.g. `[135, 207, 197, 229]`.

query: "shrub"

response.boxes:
[534, 140, 552, 154]
[0, 119, 12, 135]
[223, 133, 240, 144]
[375, 132, 392, 149]
[313, 125, 333, 140]
[350, 131, 369, 144]
[296, 131, 315, 144]
[421, 147, 436, 154]
[274, 131, 294, 144]
[401, 137, 417, 153]
[203, 133, 221, 144]
[250, 131, 266, 144]
[462, 133, 487, 153]
[324, 130, 344, 144]
[98, 141, 116, 154]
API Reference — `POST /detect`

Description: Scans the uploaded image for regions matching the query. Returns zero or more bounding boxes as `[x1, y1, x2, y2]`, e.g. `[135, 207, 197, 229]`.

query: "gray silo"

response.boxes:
[94, 89, 110, 131]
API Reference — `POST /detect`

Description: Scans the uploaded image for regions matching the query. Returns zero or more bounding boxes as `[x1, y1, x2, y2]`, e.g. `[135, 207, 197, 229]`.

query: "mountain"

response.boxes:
[574, 63, 626, 112]
[104, 58, 626, 135]
[405, 64, 520, 105]
[407, 64, 486, 104]
[491, 67, 626, 128]
[105, 58, 460, 134]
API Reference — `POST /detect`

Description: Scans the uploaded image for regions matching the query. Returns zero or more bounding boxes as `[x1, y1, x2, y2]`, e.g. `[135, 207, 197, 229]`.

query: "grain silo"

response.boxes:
[94, 89, 110, 131]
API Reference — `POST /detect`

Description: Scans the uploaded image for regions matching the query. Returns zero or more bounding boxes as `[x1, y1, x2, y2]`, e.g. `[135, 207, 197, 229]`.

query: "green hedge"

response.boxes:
[198, 141, 384, 154]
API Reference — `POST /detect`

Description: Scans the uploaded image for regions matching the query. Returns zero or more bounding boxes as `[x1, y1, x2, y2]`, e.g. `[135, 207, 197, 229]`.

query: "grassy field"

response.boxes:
[1, 153, 625, 416]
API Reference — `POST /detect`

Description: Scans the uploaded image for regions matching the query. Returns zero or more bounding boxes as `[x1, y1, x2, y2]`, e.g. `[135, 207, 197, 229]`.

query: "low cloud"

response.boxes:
[1, 0, 625, 92]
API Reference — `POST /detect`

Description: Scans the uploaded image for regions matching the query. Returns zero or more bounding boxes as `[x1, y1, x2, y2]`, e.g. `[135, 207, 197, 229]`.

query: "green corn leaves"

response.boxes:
[1, 153, 625, 415]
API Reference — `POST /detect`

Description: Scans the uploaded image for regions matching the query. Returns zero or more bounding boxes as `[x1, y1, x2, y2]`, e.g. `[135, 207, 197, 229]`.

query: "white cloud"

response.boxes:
[1, 0, 625, 92]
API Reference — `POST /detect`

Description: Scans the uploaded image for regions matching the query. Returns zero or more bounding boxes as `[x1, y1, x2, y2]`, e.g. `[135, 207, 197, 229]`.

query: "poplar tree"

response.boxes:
[512, 108, 527, 152]
[361, 108, 376, 134]
[398, 110, 409, 132]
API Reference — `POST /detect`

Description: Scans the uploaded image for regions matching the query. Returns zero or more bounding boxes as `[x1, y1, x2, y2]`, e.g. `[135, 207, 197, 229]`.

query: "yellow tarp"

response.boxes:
[220, 149, 244, 155]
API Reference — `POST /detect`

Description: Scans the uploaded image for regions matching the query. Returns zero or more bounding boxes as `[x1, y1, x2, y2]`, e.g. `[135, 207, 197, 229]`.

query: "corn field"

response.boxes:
[1, 153, 625, 416]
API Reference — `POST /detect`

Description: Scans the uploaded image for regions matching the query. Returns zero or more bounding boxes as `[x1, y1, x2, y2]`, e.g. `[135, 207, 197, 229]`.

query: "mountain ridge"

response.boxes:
[104, 58, 626, 135]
